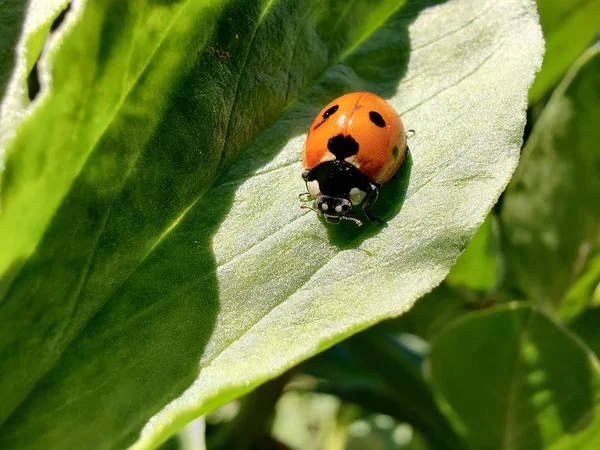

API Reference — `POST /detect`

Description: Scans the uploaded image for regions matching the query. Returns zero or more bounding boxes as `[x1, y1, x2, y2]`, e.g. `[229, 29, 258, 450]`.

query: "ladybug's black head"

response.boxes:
[315, 194, 354, 224]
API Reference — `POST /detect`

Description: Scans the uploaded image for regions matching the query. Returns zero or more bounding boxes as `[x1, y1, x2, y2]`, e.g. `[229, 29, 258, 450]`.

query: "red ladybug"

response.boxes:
[301, 92, 408, 226]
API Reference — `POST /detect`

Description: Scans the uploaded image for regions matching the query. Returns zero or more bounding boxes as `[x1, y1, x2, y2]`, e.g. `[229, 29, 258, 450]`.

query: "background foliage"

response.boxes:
[0, 0, 598, 449]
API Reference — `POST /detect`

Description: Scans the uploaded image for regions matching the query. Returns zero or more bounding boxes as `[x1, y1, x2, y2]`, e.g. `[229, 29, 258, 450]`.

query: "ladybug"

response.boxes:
[300, 92, 409, 226]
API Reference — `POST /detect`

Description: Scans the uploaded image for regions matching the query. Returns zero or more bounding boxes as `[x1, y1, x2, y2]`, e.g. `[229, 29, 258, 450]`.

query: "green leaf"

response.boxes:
[0, 0, 543, 448]
[0, 0, 71, 149]
[570, 306, 600, 358]
[0, 0, 28, 101]
[430, 304, 600, 450]
[529, 0, 600, 103]
[445, 213, 500, 292]
[388, 283, 472, 341]
[560, 239, 600, 319]
[501, 45, 600, 313]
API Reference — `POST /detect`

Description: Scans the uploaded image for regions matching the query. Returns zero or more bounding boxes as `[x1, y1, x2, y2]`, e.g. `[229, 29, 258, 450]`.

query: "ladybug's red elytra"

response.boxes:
[301, 92, 409, 226]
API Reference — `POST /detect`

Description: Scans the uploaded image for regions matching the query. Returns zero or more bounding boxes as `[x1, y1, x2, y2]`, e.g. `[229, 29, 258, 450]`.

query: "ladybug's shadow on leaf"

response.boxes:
[326, 152, 412, 249]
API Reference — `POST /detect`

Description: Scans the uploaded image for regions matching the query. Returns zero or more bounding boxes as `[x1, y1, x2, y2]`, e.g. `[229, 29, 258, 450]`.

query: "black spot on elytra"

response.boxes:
[327, 134, 359, 159]
[323, 104, 339, 119]
[313, 105, 339, 130]
[369, 111, 386, 127]
[392, 146, 399, 160]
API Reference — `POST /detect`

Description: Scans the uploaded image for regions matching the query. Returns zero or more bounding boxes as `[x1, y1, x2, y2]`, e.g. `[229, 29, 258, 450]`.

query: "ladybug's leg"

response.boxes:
[299, 171, 312, 201]
[339, 215, 363, 226]
[362, 184, 383, 224]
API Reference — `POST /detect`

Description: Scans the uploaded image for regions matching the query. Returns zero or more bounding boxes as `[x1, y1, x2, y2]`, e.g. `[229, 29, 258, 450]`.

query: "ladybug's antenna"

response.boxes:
[406, 129, 416, 139]
[300, 204, 318, 213]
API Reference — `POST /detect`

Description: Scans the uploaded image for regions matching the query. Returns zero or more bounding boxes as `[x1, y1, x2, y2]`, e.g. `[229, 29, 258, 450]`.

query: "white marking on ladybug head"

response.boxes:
[320, 152, 336, 163]
[335, 205, 343, 213]
[307, 180, 320, 197]
[345, 156, 360, 168]
[349, 188, 366, 205]
[321, 203, 329, 211]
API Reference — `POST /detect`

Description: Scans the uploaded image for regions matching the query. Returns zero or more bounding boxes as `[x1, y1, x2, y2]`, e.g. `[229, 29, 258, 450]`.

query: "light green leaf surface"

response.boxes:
[501, 45, 600, 313]
[0, 0, 71, 153]
[430, 304, 600, 450]
[530, 0, 600, 103]
[0, 0, 543, 448]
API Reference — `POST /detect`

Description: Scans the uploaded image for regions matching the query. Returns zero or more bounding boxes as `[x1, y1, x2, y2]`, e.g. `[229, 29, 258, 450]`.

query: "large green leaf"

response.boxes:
[529, 0, 600, 103]
[430, 304, 600, 450]
[501, 45, 600, 313]
[0, 0, 543, 448]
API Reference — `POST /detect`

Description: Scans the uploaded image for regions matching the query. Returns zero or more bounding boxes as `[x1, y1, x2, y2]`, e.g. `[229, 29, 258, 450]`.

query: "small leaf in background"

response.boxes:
[570, 306, 600, 358]
[445, 213, 500, 292]
[430, 304, 600, 450]
[0, 0, 543, 448]
[388, 283, 472, 342]
[560, 238, 600, 319]
[302, 328, 464, 449]
[529, 0, 600, 103]
[501, 45, 600, 314]
[270, 388, 433, 450]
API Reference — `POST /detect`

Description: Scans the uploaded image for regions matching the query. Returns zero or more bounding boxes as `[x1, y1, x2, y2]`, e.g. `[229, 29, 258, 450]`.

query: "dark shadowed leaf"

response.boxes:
[570, 306, 600, 358]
